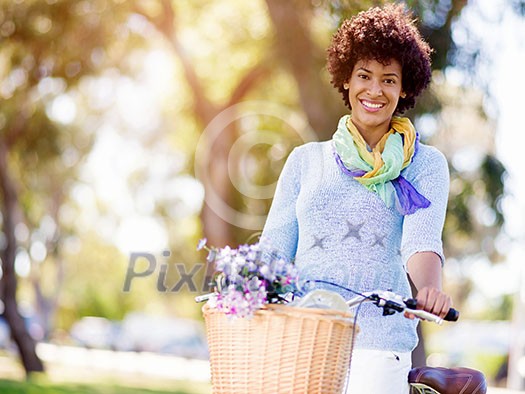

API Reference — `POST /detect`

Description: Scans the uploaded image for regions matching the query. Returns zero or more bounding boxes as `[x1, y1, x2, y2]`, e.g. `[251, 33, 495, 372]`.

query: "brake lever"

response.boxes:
[369, 292, 405, 316]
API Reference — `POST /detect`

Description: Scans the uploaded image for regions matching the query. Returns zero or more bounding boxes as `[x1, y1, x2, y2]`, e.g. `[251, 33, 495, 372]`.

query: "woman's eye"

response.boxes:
[358, 74, 369, 80]
[384, 79, 395, 84]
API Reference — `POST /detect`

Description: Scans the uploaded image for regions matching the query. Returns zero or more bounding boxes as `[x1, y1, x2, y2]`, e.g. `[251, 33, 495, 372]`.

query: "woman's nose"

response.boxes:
[367, 80, 383, 96]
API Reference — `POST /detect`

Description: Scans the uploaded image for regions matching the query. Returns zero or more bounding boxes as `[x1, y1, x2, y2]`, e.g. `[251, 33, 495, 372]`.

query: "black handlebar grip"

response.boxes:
[405, 298, 459, 322]
[444, 308, 459, 322]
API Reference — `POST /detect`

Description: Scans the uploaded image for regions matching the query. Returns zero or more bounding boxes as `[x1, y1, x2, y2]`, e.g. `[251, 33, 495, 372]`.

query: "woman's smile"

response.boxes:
[360, 99, 386, 111]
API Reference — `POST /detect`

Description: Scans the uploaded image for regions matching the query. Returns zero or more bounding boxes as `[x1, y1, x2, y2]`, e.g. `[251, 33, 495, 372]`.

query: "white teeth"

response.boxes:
[362, 100, 384, 109]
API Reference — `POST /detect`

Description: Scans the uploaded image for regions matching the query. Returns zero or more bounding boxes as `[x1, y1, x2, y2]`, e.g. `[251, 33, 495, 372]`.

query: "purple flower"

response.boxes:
[196, 238, 208, 251]
[197, 238, 298, 318]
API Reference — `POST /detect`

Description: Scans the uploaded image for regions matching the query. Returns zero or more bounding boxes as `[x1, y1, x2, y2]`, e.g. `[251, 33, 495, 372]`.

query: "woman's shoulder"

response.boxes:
[404, 142, 449, 184]
[291, 140, 332, 158]
[281, 141, 332, 176]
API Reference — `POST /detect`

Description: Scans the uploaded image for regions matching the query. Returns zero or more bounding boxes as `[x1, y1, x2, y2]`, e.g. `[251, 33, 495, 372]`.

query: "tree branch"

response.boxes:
[132, 0, 216, 124]
[5, 107, 29, 148]
[226, 61, 271, 108]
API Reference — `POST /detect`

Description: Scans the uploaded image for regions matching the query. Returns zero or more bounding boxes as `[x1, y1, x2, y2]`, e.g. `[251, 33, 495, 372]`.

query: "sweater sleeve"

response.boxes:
[401, 146, 450, 266]
[260, 148, 301, 262]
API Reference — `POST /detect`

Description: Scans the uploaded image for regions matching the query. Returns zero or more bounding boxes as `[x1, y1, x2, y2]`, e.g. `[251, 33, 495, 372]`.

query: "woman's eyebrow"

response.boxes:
[356, 67, 400, 78]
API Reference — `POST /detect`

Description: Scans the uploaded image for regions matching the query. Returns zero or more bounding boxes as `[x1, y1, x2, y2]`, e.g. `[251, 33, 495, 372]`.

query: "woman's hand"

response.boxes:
[406, 252, 452, 320]
[405, 286, 452, 320]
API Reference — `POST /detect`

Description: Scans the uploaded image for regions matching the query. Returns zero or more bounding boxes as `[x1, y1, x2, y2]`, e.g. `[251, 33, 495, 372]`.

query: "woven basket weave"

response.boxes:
[203, 303, 357, 394]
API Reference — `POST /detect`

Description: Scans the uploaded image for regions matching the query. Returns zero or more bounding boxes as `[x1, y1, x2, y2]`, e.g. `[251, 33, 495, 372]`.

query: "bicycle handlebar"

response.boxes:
[195, 288, 459, 325]
[346, 290, 459, 325]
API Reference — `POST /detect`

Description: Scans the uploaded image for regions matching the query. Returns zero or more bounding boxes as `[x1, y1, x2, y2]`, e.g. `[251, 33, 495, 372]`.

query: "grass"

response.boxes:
[0, 349, 211, 394]
[0, 379, 210, 394]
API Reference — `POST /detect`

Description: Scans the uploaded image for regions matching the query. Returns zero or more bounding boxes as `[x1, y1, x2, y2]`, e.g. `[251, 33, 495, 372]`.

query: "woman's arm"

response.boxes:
[401, 147, 452, 319]
[260, 148, 302, 261]
[406, 251, 452, 319]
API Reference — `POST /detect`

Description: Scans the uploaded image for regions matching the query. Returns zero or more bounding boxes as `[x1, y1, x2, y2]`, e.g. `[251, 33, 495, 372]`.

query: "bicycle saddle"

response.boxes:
[408, 366, 487, 394]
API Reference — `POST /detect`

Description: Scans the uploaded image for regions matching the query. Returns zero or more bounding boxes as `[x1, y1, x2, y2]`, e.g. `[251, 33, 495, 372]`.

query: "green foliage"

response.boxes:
[444, 155, 506, 263]
[2, 0, 133, 81]
[480, 155, 506, 226]
[58, 233, 145, 327]
[406, 0, 465, 70]
[317, 0, 389, 22]
[478, 293, 514, 321]
[472, 353, 507, 384]
[446, 172, 474, 234]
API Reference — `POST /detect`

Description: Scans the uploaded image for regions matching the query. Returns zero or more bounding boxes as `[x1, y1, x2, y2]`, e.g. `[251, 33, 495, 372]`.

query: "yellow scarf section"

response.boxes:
[345, 116, 416, 181]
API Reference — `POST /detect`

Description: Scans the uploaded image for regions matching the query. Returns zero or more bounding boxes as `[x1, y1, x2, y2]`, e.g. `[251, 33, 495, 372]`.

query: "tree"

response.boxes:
[131, 0, 273, 248]
[0, 0, 141, 374]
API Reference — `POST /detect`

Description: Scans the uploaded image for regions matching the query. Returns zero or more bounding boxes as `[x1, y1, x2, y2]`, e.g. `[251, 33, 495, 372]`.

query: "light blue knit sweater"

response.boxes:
[261, 140, 449, 352]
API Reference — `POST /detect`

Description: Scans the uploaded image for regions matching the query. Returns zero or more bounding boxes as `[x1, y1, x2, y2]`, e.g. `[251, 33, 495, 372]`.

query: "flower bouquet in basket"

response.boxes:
[196, 237, 358, 394]
[196, 237, 299, 317]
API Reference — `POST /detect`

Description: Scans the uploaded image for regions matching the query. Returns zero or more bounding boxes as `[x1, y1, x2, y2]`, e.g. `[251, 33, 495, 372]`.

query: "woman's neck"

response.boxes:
[350, 119, 391, 150]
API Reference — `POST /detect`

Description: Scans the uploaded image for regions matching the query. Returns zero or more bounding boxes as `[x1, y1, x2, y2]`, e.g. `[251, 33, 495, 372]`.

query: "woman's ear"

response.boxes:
[343, 82, 349, 90]
[400, 91, 407, 99]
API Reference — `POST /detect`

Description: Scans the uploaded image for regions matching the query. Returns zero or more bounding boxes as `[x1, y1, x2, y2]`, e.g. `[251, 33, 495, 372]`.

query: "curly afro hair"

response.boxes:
[327, 4, 432, 113]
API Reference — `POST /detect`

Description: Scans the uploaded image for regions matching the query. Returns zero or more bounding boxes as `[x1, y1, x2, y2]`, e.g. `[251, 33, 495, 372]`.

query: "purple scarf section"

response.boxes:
[332, 133, 431, 216]
[391, 176, 431, 215]
[333, 152, 366, 177]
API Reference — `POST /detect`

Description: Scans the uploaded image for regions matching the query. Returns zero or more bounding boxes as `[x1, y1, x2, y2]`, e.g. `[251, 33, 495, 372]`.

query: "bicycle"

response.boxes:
[340, 287, 487, 394]
[197, 286, 487, 394]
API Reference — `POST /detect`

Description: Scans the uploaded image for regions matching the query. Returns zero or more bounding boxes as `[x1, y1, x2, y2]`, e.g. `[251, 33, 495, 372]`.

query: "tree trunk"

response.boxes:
[0, 140, 44, 374]
[265, 0, 347, 140]
[198, 122, 238, 248]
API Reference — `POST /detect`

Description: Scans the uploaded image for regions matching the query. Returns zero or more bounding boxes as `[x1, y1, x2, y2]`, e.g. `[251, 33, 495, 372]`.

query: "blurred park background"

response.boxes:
[0, 0, 524, 392]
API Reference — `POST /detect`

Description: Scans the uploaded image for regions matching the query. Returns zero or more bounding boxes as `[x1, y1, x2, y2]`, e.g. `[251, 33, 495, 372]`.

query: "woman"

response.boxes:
[261, 4, 452, 393]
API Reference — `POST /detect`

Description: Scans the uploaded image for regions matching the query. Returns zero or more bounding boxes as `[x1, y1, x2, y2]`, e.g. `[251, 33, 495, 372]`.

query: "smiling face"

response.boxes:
[346, 58, 404, 147]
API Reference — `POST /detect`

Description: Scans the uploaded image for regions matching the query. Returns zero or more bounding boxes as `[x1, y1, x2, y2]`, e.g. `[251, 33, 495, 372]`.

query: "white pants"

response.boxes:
[344, 349, 411, 394]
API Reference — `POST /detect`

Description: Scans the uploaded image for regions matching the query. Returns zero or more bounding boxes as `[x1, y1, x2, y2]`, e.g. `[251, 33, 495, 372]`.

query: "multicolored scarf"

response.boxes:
[332, 115, 430, 215]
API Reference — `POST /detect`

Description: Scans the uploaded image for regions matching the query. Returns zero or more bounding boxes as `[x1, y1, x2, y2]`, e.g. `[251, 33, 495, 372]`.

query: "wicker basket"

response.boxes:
[203, 303, 358, 394]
